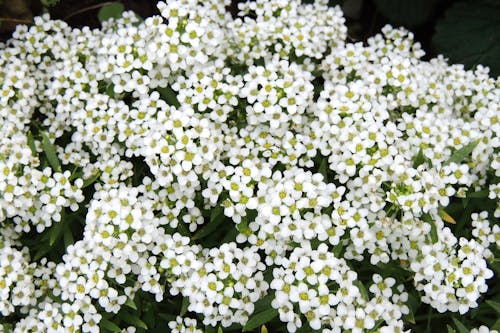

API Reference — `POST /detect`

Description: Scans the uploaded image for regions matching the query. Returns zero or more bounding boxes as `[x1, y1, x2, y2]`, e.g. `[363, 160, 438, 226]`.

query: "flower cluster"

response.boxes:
[270, 244, 409, 332]
[0, 0, 499, 332]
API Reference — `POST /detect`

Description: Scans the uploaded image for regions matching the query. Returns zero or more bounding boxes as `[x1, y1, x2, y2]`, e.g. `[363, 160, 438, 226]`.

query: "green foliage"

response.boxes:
[243, 308, 279, 331]
[40, 130, 61, 172]
[452, 317, 470, 333]
[433, 1, 500, 76]
[98, 2, 125, 22]
[444, 139, 480, 166]
[41, 0, 60, 7]
[373, 0, 439, 27]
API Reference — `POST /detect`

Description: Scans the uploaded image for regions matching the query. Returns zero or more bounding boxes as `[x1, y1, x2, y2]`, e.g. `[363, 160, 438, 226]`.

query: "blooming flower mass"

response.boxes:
[0, 0, 499, 332]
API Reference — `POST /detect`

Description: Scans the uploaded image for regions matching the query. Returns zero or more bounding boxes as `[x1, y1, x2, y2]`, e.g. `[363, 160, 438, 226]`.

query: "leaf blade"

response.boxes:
[243, 308, 278, 332]
[445, 139, 480, 166]
[98, 2, 125, 22]
[452, 317, 469, 333]
[40, 131, 61, 172]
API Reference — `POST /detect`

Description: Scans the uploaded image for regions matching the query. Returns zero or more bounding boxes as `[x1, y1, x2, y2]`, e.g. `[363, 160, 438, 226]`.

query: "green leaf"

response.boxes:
[40, 131, 61, 172]
[444, 139, 480, 166]
[447, 325, 457, 333]
[467, 190, 489, 198]
[82, 171, 101, 188]
[157, 313, 176, 322]
[63, 226, 74, 248]
[433, 1, 500, 77]
[413, 148, 426, 168]
[27, 131, 37, 156]
[157, 86, 180, 107]
[486, 300, 500, 314]
[243, 308, 278, 331]
[205, 325, 217, 333]
[253, 292, 275, 314]
[319, 158, 328, 180]
[100, 319, 121, 332]
[192, 206, 225, 240]
[176, 220, 191, 236]
[217, 327, 223, 333]
[41, 0, 60, 7]
[452, 317, 469, 333]
[236, 218, 250, 234]
[68, 167, 83, 182]
[438, 209, 456, 224]
[403, 306, 416, 324]
[98, 2, 125, 22]
[354, 280, 370, 302]
[106, 83, 115, 98]
[33, 242, 52, 261]
[180, 297, 189, 316]
[422, 214, 438, 243]
[493, 318, 500, 331]
[2, 324, 12, 333]
[373, 0, 439, 27]
[49, 221, 65, 246]
[332, 238, 344, 256]
[124, 298, 137, 310]
[221, 226, 239, 244]
[118, 312, 148, 330]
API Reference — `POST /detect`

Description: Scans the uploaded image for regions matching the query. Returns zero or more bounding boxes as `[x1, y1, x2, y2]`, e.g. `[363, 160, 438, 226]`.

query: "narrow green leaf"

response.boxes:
[118, 312, 148, 330]
[243, 309, 278, 331]
[452, 317, 469, 333]
[82, 171, 101, 188]
[40, 131, 61, 172]
[492, 318, 500, 331]
[403, 307, 416, 324]
[221, 227, 239, 244]
[63, 227, 74, 248]
[143, 308, 156, 330]
[422, 214, 438, 243]
[180, 297, 189, 316]
[447, 324, 457, 333]
[27, 131, 37, 156]
[68, 167, 83, 182]
[486, 300, 500, 314]
[33, 243, 52, 261]
[100, 319, 121, 332]
[157, 313, 176, 322]
[217, 327, 223, 333]
[254, 292, 275, 313]
[354, 281, 370, 302]
[332, 240, 344, 257]
[177, 220, 190, 236]
[98, 2, 125, 22]
[236, 218, 249, 234]
[192, 206, 225, 240]
[124, 298, 137, 310]
[319, 158, 328, 180]
[468, 190, 489, 198]
[1, 324, 12, 333]
[445, 139, 480, 165]
[49, 221, 64, 246]
[106, 83, 115, 98]
[261, 325, 268, 333]
[205, 325, 217, 333]
[438, 209, 456, 224]
[157, 86, 180, 107]
[413, 148, 426, 168]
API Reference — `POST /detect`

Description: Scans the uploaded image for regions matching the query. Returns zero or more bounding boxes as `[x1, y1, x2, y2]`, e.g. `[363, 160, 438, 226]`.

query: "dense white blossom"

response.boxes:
[0, 0, 498, 332]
